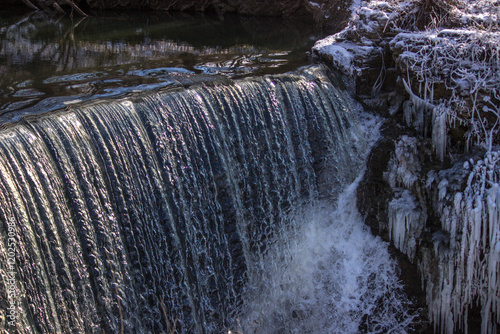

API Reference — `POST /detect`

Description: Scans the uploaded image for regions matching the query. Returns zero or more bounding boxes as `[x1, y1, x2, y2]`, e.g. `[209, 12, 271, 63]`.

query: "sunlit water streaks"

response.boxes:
[0, 66, 412, 333]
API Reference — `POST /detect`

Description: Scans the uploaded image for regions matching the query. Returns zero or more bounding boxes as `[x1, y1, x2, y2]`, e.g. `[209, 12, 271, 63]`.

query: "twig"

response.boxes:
[158, 295, 177, 334]
[53, 1, 66, 15]
[20, 0, 39, 10]
[60, 0, 88, 17]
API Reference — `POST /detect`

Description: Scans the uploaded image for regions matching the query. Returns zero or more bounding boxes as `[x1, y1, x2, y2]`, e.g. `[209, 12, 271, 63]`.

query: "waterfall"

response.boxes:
[0, 66, 412, 333]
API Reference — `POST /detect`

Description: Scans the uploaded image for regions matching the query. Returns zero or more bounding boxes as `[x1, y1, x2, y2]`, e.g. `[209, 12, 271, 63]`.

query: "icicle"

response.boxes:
[432, 104, 448, 161]
[385, 136, 420, 189]
[427, 170, 438, 189]
[388, 190, 425, 262]
[422, 150, 500, 333]
[401, 77, 434, 132]
[403, 100, 414, 127]
[438, 179, 449, 201]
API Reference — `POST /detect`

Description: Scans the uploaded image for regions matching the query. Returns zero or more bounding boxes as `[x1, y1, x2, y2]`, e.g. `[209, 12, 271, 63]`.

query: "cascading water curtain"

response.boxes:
[0, 66, 412, 333]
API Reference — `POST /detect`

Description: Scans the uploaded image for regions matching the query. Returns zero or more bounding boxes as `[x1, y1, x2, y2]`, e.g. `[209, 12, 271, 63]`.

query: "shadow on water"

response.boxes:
[0, 10, 325, 121]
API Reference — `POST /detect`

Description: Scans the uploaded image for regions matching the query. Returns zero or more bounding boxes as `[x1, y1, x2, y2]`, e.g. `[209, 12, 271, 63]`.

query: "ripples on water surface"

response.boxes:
[0, 9, 322, 121]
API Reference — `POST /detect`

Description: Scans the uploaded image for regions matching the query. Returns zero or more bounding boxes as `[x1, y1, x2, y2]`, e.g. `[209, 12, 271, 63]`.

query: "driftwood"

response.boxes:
[19, 0, 87, 16]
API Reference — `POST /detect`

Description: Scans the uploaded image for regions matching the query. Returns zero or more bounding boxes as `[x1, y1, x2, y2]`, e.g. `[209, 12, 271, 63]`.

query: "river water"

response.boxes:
[0, 10, 416, 333]
[0, 10, 320, 122]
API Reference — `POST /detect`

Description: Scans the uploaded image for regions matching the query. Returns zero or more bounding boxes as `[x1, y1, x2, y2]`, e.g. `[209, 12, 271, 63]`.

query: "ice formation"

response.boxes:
[388, 189, 425, 262]
[385, 132, 500, 334]
[385, 136, 426, 262]
[420, 151, 500, 334]
[313, 1, 500, 332]
[431, 103, 448, 161]
[314, 0, 499, 161]
[391, 28, 500, 158]
[385, 13, 500, 331]
[385, 135, 420, 189]
[389, 24, 500, 332]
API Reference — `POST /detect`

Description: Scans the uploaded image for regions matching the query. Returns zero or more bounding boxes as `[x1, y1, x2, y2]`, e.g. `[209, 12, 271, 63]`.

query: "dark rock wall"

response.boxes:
[1, 0, 25, 6]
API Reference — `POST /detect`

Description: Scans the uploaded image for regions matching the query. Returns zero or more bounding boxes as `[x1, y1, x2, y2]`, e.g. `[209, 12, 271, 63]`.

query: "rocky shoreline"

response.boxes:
[313, 0, 499, 332]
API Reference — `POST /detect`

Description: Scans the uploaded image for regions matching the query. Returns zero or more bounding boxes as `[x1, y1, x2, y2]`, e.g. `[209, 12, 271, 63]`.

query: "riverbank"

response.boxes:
[3, 0, 352, 30]
[313, 0, 499, 332]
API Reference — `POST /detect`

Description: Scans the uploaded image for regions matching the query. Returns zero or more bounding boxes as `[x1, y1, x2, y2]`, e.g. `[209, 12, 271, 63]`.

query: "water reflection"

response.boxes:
[0, 10, 322, 119]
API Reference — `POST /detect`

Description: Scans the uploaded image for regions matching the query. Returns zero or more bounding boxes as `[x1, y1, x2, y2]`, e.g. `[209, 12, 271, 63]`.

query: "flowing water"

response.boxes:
[0, 10, 415, 334]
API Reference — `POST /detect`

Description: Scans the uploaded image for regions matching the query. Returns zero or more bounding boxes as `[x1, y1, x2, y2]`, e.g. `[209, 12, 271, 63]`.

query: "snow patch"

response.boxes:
[313, 36, 379, 78]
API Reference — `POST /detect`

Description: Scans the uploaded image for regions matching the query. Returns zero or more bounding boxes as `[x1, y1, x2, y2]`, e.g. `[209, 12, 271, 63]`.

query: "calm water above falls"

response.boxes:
[0, 10, 416, 333]
[0, 10, 320, 121]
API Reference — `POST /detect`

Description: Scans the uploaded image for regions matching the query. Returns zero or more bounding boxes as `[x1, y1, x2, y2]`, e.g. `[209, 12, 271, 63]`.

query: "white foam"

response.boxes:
[232, 177, 416, 333]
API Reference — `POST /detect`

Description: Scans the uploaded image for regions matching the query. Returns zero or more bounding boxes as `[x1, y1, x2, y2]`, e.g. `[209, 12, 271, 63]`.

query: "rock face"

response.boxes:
[314, 0, 500, 333]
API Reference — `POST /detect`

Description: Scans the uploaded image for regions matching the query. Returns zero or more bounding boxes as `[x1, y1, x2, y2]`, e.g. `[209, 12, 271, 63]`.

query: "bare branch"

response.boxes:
[59, 0, 88, 17]
[20, 0, 39, 10]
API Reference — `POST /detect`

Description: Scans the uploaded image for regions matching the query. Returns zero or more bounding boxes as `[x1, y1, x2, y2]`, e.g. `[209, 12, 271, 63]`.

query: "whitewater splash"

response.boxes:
[232, 118, 416, 334]
[234, 189, 416, 334]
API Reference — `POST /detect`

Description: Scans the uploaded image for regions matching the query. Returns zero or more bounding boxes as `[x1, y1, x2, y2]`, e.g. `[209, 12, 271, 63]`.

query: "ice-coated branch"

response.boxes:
[392, 28, 500, 158]
[401, 77, 435, 110]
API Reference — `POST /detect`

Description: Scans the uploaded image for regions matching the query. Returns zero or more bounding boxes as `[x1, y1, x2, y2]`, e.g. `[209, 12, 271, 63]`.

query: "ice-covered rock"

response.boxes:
[313, 36, 382, 78]
[383, 146, 500, 333]
[312, 0, 401, 96]
[420, 152, 500, 334]
[315, 0, 500, 332]
[385, 135, 420, 189]
[390, 28, 500, 156]
[388, 189, 426, 262]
